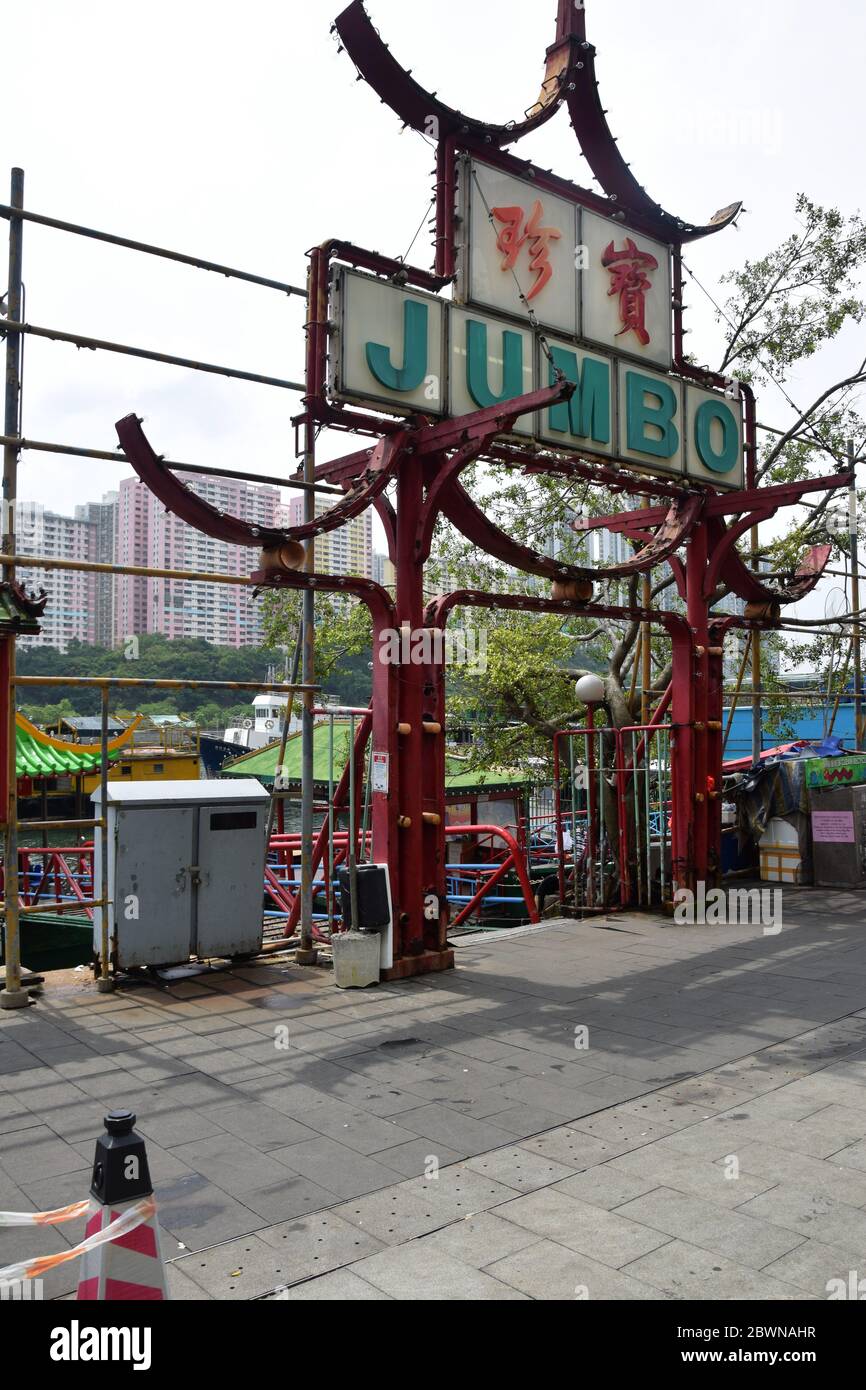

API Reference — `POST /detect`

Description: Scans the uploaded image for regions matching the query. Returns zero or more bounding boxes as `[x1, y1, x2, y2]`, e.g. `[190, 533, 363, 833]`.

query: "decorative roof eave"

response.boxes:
[334, 0, 741, 246]
[16, 712, 143, 759]
[0, 580, 48, 636]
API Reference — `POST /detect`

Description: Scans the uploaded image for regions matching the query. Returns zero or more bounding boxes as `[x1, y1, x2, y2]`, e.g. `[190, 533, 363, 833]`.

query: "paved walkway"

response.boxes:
[2, 888, 866, 1299]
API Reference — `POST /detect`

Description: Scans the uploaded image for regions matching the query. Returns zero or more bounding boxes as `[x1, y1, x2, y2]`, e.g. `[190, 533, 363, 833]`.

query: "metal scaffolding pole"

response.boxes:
[297, 436, 318, 964]
[0, 201, 307, 299]
[850, 440, 863, 748]
[96, 686, 112, 993]
[1, 168, 27, 1009]
[750, 524, 762, 763]
[0, 435, 342, 497]
[0, 320, 304, 394]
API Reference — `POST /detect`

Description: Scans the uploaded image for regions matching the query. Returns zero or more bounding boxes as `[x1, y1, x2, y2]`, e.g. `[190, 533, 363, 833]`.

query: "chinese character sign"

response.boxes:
[601, 237, 659, 347]
[491, 200, 561, 301]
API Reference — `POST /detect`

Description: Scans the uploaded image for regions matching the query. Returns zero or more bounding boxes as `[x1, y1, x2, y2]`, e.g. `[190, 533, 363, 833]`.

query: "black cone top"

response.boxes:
[91, 1108, 153, 1204]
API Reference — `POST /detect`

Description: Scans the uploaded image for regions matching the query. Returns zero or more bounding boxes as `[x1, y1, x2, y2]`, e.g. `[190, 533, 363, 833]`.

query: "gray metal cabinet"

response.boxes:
[811, 785, 866, 889]
[92, 780, 270, 970]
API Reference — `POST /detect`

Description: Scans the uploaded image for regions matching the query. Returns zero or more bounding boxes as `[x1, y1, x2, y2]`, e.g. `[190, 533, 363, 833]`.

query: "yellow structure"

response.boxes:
[79, 725, 200, 790]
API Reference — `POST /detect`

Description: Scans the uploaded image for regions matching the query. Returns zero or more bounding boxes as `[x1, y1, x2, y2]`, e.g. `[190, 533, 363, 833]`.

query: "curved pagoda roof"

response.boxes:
[15, 713, 141, 779]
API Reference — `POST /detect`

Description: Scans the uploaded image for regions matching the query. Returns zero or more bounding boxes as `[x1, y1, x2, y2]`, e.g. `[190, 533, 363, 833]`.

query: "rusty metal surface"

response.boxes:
[571, 493, 705, 579]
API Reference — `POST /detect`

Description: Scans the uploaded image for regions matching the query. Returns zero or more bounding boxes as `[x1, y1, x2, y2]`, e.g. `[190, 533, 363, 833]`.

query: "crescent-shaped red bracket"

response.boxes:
[708, 520, 834, 607]
[116, 414, 409, 549]
[571, 493, 705, 579]
[564, 41, 741, 242]
[335, 0, 741, 247]
[437, 478, 592, 585]
[334, 0, 578, 148]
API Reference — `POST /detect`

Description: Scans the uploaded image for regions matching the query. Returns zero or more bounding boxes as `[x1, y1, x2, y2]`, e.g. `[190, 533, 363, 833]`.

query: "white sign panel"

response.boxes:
[536, 338, 615, 455]
[371, 751, 390, 794]
[459, 161, 579, 336]
[332, 270, 445, 415]
[580, 209, 672, 369]
[329, 268, 744, 490]
[449, 306, 534, 437]
[458, 159, 672, 368]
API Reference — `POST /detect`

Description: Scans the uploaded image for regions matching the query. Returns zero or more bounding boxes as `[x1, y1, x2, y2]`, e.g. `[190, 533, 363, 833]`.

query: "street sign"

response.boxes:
[330, 266, 744, 489]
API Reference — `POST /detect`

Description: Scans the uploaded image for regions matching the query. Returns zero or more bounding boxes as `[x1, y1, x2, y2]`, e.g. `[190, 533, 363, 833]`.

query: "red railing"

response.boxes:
[2, 846, 96, 920]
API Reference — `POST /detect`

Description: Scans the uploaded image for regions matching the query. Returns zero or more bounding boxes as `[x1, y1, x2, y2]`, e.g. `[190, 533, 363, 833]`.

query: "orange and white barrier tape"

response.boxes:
[0, 1200, 90, 1228]
[0, 1196, 156, 1284]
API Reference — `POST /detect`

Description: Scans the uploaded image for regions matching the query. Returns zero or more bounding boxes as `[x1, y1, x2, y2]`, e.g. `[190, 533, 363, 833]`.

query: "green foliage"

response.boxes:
[17, 635, 288, 720]
[718, 195, 866, 384]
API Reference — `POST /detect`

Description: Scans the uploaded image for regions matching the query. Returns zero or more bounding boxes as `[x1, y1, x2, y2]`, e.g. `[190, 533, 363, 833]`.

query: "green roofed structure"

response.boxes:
[222, 719, 533, 803]
[13, 713, 140, 785]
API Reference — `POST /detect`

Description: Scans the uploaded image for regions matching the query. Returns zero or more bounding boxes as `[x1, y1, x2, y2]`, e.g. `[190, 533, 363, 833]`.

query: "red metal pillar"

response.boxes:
[669, 623, 697, 894]
[383, 456, 454, 978]
[686, 520, 711, 887]
[706, 632, 726, 887]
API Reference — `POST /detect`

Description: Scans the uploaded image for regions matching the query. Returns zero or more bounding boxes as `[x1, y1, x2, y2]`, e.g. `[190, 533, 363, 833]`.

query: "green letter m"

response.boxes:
[547, 349, 610, 445]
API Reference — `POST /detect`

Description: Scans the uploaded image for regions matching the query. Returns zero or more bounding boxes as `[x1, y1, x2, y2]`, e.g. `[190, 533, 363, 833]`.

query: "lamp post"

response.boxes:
[575, 673, 605, 728]
[575, 675, 605, 907]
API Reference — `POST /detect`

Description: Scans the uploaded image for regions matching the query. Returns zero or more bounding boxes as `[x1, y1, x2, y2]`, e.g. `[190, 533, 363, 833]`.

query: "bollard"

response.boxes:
[77, 1110, 168, 1301]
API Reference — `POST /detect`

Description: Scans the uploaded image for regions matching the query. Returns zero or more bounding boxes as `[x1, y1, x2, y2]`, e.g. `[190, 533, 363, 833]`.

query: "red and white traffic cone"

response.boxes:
[77, 1110, 168, 1301]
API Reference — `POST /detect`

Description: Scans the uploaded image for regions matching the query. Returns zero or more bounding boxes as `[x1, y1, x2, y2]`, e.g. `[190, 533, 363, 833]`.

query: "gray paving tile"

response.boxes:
[464, 1145, 578, 1193]
[550, 1165, 660, 1211]
[205, 1101, 317, 1151]
[417, 1211, 542, 1268]
[150, 1172, 266, 1251]
[732, 1139, 866, 1206]
[266, 1268, 392, 1300]
[607, 1144, 776, 1208]
[494, 1187, 669, 1268]
[369, 1137, 464, 1178]
[736, 1184, 866, 1256]
[134, 1108, 227, 1149]
[289, 1099, 416, 1156]
[349, 1242, 528, 1299]
[168, 1133, 301, 1196]
[331, 1181, 467, 1245]
[238, 1175, 338, 1223]
[253, 1208, 386, 1283]
[395, 1102, 527, 1157]
[486, 1237, 661, 1300]
[761, 1238, 866, 1299]
[269, 1136, 409, 1201]
[166, 1264, 213, 1300]
[169, 1233, 287, 1299]
[0, 1124, 89, 1183]
[621, 1237, 813, 1300]
[616, 1187, 805, 1269]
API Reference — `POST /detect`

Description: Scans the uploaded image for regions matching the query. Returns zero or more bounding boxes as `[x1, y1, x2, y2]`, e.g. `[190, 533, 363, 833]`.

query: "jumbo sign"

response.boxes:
[328, 160, 744, 489]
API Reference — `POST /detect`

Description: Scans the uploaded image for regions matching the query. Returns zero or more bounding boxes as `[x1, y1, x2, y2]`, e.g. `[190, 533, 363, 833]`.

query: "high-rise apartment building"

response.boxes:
[75, 492, 118, 647]
[15, 501, 97, 651]
[114, 473, 281, 648]
[285, 496, 372, 578]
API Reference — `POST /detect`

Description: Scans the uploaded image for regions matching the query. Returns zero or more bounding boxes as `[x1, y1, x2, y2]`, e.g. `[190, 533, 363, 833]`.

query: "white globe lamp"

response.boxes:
[575, 674, 605, 706]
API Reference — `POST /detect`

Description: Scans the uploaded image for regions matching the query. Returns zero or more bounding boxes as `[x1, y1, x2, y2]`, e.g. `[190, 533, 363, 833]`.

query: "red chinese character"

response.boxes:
[492, 200, 561, 301]
[601, 237, 659, 346]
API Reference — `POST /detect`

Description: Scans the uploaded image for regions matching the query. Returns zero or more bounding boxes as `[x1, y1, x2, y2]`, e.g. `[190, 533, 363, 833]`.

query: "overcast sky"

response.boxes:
[3, 0, 864, 627]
